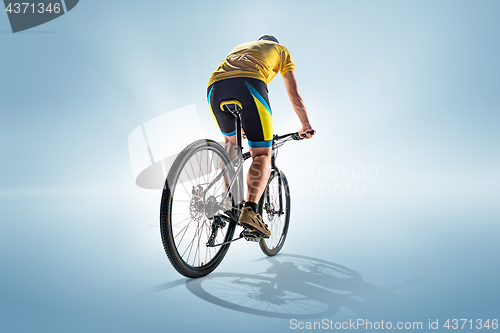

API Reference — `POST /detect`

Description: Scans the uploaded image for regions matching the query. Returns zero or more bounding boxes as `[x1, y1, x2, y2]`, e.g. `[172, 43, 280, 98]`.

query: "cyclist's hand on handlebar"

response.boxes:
[299, 126, 315, 139]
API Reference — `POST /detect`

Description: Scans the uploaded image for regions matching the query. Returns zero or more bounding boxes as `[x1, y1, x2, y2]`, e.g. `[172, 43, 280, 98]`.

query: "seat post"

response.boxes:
[228, 106, 244, 206]
[222, 101, 244, 163]
[234, 112, 243, 153]
[223, 103, 243, 155]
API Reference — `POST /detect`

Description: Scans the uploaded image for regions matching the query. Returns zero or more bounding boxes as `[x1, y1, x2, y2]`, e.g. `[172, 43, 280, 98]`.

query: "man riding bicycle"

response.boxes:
[207, 34, 314, 237]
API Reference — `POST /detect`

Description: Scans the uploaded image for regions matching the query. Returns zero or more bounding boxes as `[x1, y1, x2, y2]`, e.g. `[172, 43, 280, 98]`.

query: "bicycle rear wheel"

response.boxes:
[160, 139, 237, 278]
[258, 169, 291, 256]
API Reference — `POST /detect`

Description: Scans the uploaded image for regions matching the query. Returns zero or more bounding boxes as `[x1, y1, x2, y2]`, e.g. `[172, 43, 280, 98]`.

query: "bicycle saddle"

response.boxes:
[220, 100, 242, 115]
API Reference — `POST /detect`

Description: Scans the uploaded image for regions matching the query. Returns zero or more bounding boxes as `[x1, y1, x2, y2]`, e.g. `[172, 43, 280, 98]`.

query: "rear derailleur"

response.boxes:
[206, 216, 263, 247]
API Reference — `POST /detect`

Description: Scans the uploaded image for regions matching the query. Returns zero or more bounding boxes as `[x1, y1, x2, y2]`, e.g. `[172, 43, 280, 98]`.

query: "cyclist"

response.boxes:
[207, 34, 314, 237]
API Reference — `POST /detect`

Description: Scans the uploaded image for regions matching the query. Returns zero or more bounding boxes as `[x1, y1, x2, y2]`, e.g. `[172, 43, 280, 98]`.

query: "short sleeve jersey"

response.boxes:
[207, 40, 295, 87]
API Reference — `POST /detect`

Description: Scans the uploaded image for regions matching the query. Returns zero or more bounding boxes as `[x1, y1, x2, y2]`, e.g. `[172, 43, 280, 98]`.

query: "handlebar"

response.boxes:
[274, 130, 316, 141]
[241, 130, 315, 161]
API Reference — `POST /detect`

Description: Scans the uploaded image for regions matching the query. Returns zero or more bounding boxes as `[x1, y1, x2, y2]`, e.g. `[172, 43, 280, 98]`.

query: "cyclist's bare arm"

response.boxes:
[283, 70, 314, 139]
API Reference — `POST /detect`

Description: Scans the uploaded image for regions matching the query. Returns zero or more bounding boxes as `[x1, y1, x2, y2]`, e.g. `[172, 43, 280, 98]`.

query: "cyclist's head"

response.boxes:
[258, 34, 279, 44]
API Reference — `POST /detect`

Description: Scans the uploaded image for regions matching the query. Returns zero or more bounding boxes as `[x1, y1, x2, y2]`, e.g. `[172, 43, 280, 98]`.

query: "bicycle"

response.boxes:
[160, 100, 315, 278]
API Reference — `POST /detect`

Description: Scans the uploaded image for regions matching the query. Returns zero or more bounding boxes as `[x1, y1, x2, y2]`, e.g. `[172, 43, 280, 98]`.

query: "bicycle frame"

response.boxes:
[203, 103, 284, 214]
[202, 103, 314, 248]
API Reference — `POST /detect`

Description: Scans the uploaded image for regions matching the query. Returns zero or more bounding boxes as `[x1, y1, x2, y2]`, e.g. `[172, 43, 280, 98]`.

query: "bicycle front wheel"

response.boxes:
[160, 139, 237, 278]
[258, 169, 291, 256]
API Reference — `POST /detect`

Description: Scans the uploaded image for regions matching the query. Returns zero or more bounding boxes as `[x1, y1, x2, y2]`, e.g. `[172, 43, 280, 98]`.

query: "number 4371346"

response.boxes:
[444, 319, 498, 330]
[6, 3, 62, 14]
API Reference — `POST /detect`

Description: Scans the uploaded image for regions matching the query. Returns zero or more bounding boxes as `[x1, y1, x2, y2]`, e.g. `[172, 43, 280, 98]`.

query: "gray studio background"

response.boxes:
[1, 0, 499, 332]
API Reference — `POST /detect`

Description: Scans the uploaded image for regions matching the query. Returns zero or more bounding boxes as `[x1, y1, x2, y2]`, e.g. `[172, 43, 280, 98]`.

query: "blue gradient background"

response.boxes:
[1, 1, 499, 332]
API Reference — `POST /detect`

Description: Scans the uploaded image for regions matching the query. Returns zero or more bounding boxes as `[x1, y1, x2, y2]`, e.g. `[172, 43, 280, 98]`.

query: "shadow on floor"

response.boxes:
[149, 253, 434, 319]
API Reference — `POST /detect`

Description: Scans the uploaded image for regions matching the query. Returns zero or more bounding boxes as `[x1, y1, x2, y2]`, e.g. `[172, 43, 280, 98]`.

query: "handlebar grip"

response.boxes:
[299, 130, 316, 139]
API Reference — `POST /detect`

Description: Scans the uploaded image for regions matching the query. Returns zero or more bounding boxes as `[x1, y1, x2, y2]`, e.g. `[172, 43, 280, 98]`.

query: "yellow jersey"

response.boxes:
[208, 40, 295, 87]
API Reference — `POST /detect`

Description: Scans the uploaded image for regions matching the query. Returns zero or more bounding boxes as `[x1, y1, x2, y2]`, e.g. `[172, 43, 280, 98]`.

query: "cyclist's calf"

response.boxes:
[247, 147, 272, 203]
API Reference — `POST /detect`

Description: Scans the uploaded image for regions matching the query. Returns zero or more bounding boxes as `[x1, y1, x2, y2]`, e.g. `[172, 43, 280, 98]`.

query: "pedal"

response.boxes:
[240, 228, 262, 242]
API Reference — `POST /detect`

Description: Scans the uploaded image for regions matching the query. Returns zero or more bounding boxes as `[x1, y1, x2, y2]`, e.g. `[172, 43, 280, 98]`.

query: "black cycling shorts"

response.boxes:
[207, 77, 273, 148]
